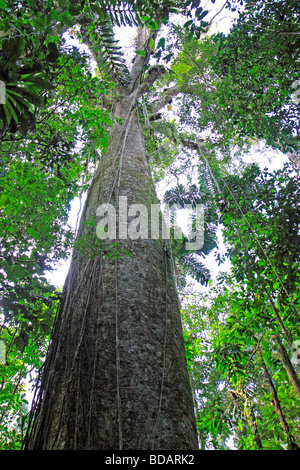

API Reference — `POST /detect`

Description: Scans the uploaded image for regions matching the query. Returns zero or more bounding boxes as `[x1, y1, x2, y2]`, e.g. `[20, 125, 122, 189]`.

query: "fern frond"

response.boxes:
[87, 17, 130, 85]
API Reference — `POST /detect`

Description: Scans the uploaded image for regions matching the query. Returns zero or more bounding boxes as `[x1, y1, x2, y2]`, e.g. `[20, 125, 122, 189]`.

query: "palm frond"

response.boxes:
[179, 252, 211, 286]
[97, 0, 180, 27]
[93, 1, 139, 28]
[164, 183, 210, 208]
[86, 17, 130, 85]
[165, 179, 219, 286]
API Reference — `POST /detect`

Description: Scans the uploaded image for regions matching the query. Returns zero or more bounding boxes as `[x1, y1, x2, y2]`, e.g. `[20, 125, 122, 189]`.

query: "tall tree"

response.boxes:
[20, 1, 221, 450]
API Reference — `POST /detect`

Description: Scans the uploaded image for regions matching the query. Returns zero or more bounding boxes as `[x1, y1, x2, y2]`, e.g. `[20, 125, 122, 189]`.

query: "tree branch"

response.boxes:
[128, 26, 159, 95]
[135, 65, 166, 98]
[148, 84, 180, 116]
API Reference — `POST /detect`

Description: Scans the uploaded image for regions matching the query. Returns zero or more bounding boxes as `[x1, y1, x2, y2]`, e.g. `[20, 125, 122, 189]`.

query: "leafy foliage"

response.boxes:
[1, 0, 300, 451]
[220, 162, 300, 327]
[181, 162, 300, 449]
[164, 180, 218, 287]
[210, 0, 300, 156]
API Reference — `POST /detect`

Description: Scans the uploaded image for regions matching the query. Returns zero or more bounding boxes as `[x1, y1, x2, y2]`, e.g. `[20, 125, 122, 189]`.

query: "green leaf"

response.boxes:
[136, 50, 146, 57]
[23, 75, 55, 90]
[184, 20, 193, 28]
[5, 89, 22, 98]
[5, 100, 18, 123]
[148, 20, 158, 31]
[28, 227, 39, 239]
[198, 10, 209, 21]
[157, 37, 165, 51]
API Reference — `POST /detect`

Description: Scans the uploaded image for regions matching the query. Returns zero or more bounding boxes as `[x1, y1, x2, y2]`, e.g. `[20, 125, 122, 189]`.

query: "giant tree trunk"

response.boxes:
[23, 90, 198, 449]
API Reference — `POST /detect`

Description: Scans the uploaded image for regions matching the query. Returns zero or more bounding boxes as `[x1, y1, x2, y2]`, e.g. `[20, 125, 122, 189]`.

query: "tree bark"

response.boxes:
[273, 335, 300, 402]
[261, 359, 299, 450]
[23, 82, 198, 450]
